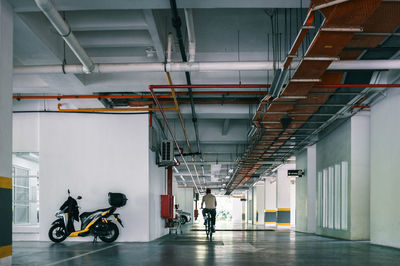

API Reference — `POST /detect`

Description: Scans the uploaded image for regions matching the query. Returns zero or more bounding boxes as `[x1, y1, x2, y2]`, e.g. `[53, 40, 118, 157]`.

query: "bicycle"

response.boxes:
[204, 212, 213, 241]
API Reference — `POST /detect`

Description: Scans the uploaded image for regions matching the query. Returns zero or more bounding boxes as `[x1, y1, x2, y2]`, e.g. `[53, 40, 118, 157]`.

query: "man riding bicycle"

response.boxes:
[201, 188, 217, 232]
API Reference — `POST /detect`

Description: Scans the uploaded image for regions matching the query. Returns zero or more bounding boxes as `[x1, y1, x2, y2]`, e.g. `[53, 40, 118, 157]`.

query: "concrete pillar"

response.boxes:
[276, 164, 295, 228]
[254, 184, 265, 225]
[247, 189, 253, 224]
[296, 145, 317, 233]
[241, 199, 246, 223]
[0, 0, 13, 264]
[264, 176, 277, 227]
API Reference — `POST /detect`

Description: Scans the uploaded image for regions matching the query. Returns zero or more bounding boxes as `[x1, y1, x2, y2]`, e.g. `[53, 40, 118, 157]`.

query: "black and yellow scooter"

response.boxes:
[48, 190, 127, 243]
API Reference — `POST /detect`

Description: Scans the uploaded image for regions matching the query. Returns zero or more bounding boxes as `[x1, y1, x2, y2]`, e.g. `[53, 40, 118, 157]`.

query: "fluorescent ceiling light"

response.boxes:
[228, 169, 234, 173]
[225, 176, 230, 179]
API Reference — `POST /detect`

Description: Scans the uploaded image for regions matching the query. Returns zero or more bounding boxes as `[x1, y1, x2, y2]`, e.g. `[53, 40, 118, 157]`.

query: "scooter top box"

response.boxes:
[108, 192, 127, 207]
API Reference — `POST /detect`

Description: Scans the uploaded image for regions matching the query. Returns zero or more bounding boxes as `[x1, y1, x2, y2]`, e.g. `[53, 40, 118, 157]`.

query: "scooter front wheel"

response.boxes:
[49, 224, 68, 243]
[99, 222, 119, 243]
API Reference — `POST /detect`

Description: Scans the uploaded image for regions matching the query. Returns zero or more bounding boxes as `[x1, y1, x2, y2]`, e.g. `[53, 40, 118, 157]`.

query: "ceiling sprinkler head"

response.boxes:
[145, 47, 156, 58]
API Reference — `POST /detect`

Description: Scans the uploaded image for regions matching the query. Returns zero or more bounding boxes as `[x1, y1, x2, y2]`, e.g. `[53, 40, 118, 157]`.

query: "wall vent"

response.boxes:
[159, 140, 174, 166]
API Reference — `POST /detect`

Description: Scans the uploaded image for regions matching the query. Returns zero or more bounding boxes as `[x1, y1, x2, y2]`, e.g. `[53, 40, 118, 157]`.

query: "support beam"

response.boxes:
[143, 10, 165, 61]
[0, 0, 13, 264]
[222, 119, 230, 136]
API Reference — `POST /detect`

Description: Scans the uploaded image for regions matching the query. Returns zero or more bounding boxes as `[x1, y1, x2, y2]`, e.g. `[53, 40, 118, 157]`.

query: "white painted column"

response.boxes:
[254, 184, 265, 225]
[0, 0, 13, 264]
[241, 198, 246, 223]
[264, 176, 277, 227]
[307, 145, 317, 233]
[276, 164, 295, 228]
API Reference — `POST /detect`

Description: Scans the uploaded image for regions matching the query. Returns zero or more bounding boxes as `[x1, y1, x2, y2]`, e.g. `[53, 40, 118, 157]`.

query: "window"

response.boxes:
[328, 167, 334, 229]
[317, 161, 349, 230]
[341, 161, 348, 230]
[12, 152, 39, 226]
[334, 164, 341, 229]
[317, 172, 323, 227]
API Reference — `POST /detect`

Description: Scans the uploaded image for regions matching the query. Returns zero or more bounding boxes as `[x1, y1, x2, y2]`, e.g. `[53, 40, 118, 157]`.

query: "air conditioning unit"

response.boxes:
[159, 140, 174, 166]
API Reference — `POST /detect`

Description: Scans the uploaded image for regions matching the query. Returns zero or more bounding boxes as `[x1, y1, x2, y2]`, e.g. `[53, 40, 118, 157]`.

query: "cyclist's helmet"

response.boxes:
[206, 188, 211, 194]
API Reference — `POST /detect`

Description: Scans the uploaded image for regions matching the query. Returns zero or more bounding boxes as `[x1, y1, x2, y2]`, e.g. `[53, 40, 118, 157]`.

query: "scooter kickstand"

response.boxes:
[92, 236, 98, 244]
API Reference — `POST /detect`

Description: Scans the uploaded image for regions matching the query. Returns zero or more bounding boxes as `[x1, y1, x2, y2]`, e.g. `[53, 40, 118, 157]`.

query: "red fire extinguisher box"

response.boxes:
[161, 195, 174, 219]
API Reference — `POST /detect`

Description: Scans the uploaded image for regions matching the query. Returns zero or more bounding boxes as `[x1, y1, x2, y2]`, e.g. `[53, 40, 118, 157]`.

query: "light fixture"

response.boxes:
[228, 169, 234, 173]
[225, 175, 230, 179]
[179, 175, 185, 181]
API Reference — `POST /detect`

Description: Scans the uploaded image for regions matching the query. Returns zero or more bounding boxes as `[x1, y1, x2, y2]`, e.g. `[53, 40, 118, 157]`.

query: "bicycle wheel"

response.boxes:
[208, 216, 213, 241]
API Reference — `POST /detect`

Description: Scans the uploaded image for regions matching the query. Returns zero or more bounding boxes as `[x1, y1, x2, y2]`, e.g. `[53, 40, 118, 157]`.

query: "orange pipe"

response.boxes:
[57, 103, 177, 112]
[13, 90, 266, 100]
[13, 94, 172, 100]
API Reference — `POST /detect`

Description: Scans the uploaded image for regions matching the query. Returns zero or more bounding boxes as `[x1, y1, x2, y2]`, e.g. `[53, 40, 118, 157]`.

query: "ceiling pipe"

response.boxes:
[57, 103, 178, 112]
[14, 60, 400, 74]
[34, 0, 94, 73]
[184, 9, 196, 62]
[167, 33, 173, 63]
[170, 0, 202, 166]
[13, 90, 269, 100]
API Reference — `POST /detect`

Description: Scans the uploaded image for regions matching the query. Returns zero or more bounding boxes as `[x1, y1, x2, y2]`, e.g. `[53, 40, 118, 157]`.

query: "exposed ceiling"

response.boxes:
[10, 0, 400, 193]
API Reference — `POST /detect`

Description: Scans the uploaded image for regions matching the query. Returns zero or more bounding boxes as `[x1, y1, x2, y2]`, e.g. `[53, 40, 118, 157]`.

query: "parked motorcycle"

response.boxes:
[48, 190, 127, 243]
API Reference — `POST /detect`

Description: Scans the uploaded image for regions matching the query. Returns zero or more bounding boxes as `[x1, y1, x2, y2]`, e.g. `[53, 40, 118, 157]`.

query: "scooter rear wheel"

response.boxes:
[49, 224, 68, 243]
[99, 222, 119, 243]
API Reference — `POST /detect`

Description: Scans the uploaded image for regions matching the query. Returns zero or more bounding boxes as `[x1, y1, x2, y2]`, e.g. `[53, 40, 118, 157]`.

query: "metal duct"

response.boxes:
[13, 60, 400, 74]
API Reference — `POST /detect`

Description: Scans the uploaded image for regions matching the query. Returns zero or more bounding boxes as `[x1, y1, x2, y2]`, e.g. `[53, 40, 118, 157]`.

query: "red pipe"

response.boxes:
[13, 94, 172, 100]
[149, 84, 271, 89]
[167, 166, 173, 196]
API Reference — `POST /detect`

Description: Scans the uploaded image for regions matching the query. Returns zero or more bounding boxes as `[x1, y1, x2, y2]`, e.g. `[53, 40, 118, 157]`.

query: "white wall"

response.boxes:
[295, 149, 308, 232]
[296, 145, 316, 233]
[370, 87, 400, 248]
[38, 113, 151, 242]
[276, 164, 295, 208]
[175, 187, 194, 219]
[264, 176, 276, 210]
[12, 113, 39, 152]
[254, 185, 264, 224]
[231, 197, 242, 223]
[307, 145, 317, 233]
[149, 151, 168, 240]
[350, 112, 370, 240]
[316, 114, 370, 240]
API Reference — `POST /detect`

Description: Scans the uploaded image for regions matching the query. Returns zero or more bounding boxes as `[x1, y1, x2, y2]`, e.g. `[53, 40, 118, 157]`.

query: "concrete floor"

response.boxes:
[12, 229, 400, 266]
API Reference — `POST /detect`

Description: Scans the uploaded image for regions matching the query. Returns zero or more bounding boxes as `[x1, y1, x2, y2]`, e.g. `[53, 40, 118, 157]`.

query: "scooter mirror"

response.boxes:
[77, 196, 82, 200]
[68, 189, 70, 195]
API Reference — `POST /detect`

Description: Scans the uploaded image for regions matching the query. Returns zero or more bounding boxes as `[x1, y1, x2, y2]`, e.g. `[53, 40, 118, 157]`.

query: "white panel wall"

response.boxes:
[370, 87, 400, 248]
[350, 112, 370, 240]
[175, 187, 194, 219]
[12, 113, 39, 152]
[231, 197, 242, 223]
[254, 185, 265, 224]
[149, 151, 168, 240]
[316, 113, 370, 240]
[276, 164, 295, 208]
[296, 145, 316, 233]
[37, 113, 151, 242]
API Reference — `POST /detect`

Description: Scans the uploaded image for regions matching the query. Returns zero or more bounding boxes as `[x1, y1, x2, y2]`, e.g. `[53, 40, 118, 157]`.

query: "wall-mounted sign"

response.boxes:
[288, 169, 304, 177]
